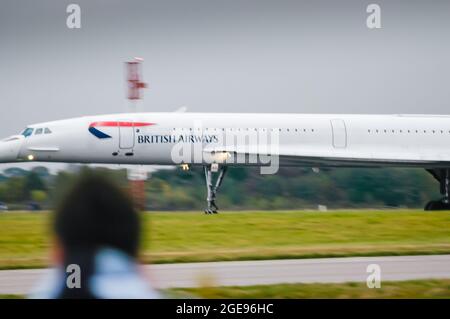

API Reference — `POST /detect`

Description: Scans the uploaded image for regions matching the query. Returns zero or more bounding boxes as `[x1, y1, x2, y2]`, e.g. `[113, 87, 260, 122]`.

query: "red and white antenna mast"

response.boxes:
[125, 57, 148, 210]
[126, 57, 147, 112]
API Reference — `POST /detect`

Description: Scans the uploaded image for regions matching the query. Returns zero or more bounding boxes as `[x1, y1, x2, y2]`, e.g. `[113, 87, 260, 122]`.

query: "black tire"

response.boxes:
[424, 200, 450, 211]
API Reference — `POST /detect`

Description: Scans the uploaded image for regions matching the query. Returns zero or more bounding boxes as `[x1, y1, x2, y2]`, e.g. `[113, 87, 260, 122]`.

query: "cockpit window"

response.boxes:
[44, 128, 52, 134]
[21, 128, 34, 138]
[35, 128, 43, 135]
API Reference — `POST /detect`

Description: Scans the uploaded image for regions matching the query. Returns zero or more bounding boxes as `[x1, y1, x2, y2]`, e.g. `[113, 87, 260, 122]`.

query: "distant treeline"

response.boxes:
[0, 165, 440, 210]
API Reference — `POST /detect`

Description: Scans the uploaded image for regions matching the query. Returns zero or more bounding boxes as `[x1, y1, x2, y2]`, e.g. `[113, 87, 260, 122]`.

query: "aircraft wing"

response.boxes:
[203, 145, 445, 168]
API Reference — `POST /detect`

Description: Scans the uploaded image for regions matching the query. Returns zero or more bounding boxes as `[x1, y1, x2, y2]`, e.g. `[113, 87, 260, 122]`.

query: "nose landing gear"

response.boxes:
[204, 164, 228, 214]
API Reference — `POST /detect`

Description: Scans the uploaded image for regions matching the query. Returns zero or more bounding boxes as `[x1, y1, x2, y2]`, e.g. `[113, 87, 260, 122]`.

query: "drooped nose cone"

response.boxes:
[0, 136, 24, 163]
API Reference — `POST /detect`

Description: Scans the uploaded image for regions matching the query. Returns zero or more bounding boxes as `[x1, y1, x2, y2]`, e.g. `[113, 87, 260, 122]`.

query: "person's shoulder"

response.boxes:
[28, 268, 66, 299]
[89, 248, 161, 299]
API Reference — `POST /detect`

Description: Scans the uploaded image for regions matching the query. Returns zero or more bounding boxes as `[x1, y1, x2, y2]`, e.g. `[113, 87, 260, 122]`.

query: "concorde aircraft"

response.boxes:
[1, 112, 450, 212]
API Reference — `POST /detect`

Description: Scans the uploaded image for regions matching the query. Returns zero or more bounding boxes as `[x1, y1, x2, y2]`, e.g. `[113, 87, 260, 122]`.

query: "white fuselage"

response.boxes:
[2, 112, 450, 168]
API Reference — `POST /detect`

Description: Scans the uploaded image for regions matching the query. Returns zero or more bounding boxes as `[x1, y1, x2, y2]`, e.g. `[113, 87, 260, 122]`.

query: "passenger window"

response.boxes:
[44, 128, 52, 134]
[35, 128, 43, 135]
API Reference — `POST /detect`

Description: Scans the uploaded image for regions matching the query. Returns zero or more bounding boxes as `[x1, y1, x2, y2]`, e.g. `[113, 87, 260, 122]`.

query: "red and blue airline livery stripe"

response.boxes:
[89, 121, 155, 139]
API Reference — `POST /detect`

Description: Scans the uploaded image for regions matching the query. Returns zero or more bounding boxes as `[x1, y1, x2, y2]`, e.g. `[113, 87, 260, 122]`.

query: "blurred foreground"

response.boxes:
[171, 279, 450, 299]
[2, 279, 450, 299]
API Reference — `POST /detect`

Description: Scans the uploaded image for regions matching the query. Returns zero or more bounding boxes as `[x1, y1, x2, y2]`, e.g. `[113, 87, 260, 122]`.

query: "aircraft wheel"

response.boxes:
[425, 200, 450, 211]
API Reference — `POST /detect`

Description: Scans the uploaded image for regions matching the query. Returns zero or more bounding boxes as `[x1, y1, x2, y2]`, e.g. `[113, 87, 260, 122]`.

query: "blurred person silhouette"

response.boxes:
[30, 173, 160, 299]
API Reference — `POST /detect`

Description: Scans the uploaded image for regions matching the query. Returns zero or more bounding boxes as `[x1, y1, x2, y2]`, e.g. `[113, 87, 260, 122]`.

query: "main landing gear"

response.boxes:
[425, 169, 450, 210]
[204, 164, 228, 214]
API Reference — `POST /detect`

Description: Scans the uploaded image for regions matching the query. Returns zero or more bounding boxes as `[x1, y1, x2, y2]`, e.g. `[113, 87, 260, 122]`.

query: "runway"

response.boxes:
[1, 255, 450, 295]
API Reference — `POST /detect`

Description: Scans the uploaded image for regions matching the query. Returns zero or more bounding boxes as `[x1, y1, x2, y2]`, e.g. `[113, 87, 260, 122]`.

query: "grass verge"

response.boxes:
[0, 210, 450, 269]
[2, 279, 449, 299]
[170, 279, 450, 299]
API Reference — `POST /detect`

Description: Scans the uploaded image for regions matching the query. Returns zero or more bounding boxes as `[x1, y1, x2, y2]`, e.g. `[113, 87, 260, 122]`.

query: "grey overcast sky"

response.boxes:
[1, 0, 450, 138]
